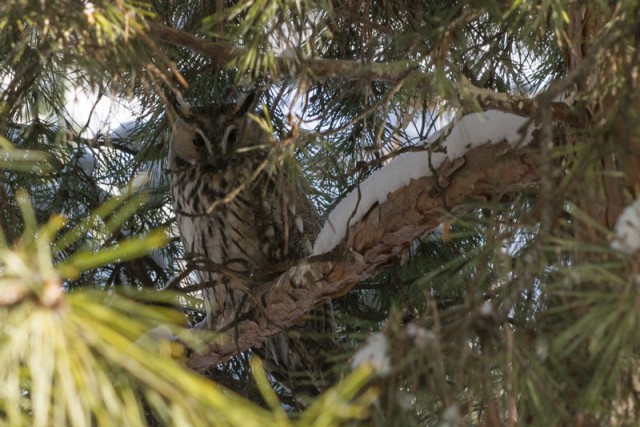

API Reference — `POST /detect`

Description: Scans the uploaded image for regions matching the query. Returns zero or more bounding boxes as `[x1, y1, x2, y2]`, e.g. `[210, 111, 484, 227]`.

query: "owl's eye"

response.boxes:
[220, 125, 239, 155]
[193, 133, 206, 147]
[227, 128, 238, 146]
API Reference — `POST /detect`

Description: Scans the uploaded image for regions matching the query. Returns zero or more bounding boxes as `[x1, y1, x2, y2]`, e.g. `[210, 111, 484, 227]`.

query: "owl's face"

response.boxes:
[169, 96, 259, 167]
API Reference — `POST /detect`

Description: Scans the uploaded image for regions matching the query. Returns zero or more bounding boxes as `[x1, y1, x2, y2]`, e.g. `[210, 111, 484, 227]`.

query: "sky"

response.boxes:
[65, 87, 138, 138]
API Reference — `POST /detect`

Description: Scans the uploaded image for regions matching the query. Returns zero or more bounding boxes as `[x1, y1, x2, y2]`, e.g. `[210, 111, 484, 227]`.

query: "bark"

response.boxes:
[565, 4, 640, 241]
[187, 138, 541, 371]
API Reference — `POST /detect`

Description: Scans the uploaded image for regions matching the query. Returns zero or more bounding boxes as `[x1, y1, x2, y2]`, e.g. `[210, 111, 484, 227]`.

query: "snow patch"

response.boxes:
[78, 147, 95, 176]
[406, 323, 434, 349]
[612, 198, 640, 254]
[110, 119, 138, 140]
[396, 391, 416, 410]
[313, 111, 534, 254]
[150, 249, 169, 270]
[439, 404, 461, 427]
[119, 165, 164, 196]
[351, 332, 391, 375]
[480, 300, 493, 316]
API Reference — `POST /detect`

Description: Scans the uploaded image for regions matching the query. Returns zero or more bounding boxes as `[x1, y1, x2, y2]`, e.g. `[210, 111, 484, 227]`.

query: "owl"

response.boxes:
[168, 95, 333, 396]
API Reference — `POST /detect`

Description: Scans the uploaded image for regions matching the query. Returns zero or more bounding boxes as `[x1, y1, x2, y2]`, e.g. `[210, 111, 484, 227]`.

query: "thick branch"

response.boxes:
[146, 22, 236, 65]
[186, 139, 541, 371]
[457, 79, 588, 127]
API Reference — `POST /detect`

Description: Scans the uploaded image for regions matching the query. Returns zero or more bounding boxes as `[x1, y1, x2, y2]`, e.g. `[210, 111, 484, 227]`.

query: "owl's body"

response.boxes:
[168, 98, 330, 396]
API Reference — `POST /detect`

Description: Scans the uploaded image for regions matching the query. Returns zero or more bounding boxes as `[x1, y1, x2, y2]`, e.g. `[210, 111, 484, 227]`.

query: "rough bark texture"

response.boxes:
[186, 139, 541, 371]
[566, 4, 640, 241]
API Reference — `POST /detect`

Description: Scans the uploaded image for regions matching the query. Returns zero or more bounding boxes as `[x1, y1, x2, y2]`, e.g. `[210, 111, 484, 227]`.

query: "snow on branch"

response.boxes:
[612, 198, 640, 254]
[313, 111, 536, 254]
[186, 111, 542, 371]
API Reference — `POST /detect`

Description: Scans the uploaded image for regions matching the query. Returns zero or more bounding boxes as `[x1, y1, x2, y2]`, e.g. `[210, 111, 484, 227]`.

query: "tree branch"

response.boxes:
[146, 21, 418, 83]
[145, 21, 584, 126]
[186, 138, 541, 371]
[457, 78, 588, 127]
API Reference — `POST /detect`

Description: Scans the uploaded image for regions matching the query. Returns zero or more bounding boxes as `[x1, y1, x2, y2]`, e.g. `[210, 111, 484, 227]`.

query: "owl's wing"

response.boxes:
[253, 168, 320, 265]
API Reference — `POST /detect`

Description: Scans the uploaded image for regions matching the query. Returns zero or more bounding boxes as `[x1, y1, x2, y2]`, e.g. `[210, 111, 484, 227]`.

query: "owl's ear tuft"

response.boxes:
[233, 91, 258, 117]
[171, 94, 193, 120]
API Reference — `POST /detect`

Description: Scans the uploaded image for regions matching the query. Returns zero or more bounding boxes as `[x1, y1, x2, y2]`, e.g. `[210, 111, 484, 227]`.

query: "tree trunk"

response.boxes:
[567, 3, 639, 237]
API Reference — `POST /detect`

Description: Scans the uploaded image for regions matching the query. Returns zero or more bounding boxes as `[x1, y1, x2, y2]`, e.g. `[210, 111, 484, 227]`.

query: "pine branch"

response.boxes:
[146, 21, 416, 82]
[145, 21, 585, 126]
[186, 138, 541, 371]
[456, 78, 587, 127]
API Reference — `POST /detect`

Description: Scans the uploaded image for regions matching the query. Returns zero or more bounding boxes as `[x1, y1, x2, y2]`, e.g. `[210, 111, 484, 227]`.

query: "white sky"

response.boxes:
[65, 88, 137, 138]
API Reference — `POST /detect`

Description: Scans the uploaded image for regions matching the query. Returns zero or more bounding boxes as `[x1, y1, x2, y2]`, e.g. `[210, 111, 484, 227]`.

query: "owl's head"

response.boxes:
[168, 94, 260, 166]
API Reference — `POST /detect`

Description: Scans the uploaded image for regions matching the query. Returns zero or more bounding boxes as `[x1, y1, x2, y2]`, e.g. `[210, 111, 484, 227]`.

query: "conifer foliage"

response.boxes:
[2, 0, 640, 425]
